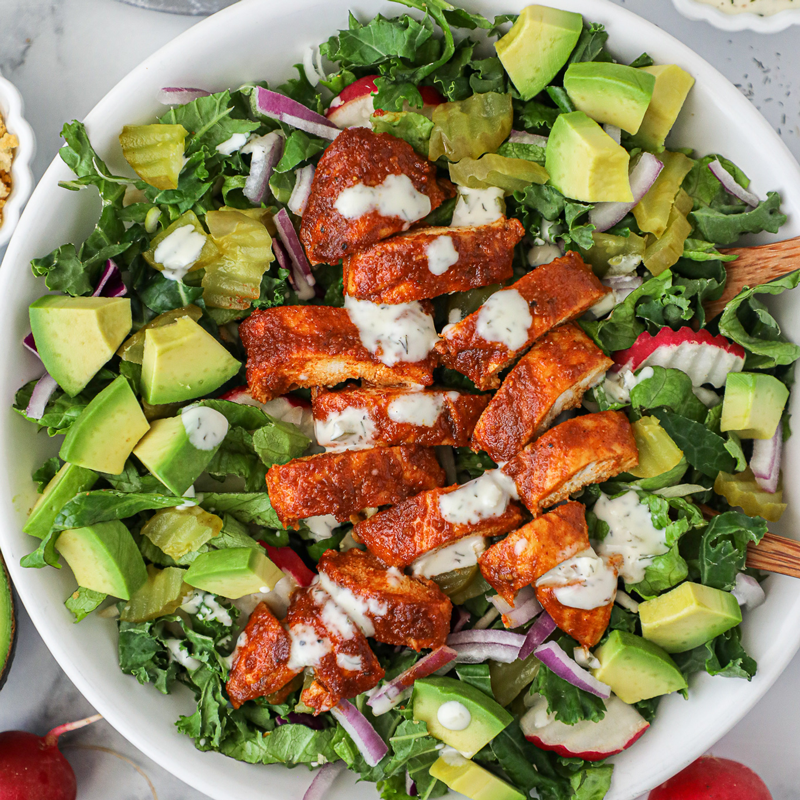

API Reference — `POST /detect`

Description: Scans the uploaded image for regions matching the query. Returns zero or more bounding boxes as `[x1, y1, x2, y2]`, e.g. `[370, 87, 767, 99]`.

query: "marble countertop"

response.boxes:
[0, 1, 798, 798]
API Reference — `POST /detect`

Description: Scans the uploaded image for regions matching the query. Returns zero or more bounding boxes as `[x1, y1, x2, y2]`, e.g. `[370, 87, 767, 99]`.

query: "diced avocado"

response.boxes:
[184, 548, 284, 599]
[628, 416, 684, 479]
[545, 112, 633, 202]
[133, 409, 229, 496]
[721, 372, 788, 439]
[564, 62, 656, 135]
[60, 375, 150, 475]
[630, 65, 695, 152]
[141, 506, 223, 559]
[0, 554, 15, 690]
[714, 468, 786, 523]
[633, 151, 695, 238]
[119, 123, 188, 191]
[29, 296, 132, 396]
[592, 630, 687, 704]
[639, 582, 742, 653]
[412, 676, 513, 757]
[55, 521, 147, 600]
[430, 754, 525, 800]
[117, 304, 203, 364]
[141, 317, 240, 405]
[495, 5, 583, 101]
[23, 463, 98, 539]
[120, 565, 191, 622]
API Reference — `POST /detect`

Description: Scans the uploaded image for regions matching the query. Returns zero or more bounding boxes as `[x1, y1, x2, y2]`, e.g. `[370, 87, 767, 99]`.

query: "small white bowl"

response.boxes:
[0, 75, 35, 249]
[672, 0, 800, 32]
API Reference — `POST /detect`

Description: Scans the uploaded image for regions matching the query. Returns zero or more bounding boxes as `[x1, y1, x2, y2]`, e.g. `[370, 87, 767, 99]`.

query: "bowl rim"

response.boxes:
[0, 74, 36, 249]
[671, 0, 800, 33]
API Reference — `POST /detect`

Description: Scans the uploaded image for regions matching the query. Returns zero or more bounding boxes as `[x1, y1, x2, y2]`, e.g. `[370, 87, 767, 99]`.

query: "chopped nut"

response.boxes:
[0, 111, 18, 227]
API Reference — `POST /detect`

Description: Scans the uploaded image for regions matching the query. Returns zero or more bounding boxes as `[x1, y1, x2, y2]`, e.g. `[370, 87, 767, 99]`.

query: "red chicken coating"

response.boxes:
[300, 127, 452, 265]
[434, 252, 610, 390]
[342, 218, 525, 303]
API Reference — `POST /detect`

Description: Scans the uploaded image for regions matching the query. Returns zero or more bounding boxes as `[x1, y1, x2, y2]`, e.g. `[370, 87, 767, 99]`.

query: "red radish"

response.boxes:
[649, 755, 772, 799]
[260, 543, 316, 587]
[0, 714, 102, 800]
[521, 694, 648, 761]
[612, 327, 745, 389]
[220, 387, 315, 439]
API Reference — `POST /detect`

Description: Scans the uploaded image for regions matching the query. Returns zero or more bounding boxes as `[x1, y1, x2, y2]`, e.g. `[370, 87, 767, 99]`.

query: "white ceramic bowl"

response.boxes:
[0, 75, 35, 249]
[1, 2, 799, 799]
[671, 0, 800, 33]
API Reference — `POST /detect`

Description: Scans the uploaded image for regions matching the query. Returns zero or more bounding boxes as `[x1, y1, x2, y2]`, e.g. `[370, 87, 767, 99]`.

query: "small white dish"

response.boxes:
[672, 0, 800, 33]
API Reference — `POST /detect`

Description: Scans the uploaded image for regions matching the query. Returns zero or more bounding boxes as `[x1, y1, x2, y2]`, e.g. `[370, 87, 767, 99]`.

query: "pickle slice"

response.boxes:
[714, 468, 786, 523]
[120, 565, 191, 623]
[119, 123, 188, 191]
[142, 506, 224, 560]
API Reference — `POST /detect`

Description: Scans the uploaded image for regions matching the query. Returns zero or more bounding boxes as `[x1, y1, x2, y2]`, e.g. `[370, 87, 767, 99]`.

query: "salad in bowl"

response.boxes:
[11, 2, 797, 799]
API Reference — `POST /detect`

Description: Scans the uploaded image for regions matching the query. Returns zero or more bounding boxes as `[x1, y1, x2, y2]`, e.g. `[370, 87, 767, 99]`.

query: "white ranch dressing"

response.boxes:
[287, 623, 332, 671]
[437, 701, 472, 731]
[153, 225, 207, 282]
[316, 592, 357, 640]
[334, 173, 431, 223]
[536, 548, 617, 610]
[438, 469, 518, 526]
[411, 535, 487, 578]
[317, 572, 388, 638]
[451, 186, 505, 227]
[387, 392, 447, 427]
[345, 295, 437, 367]
[165, 638, 202, 671]
[594, 490, 669, 584]
[303, 514, 341, 542]
[475, 289, 532, 351]
[602, 366, 655, 405]
[181, 406, 229, 451]
[337, 653, 364, 671]
[215, 132, 248, 156]
[175, 485, 197, 511]
[181, 591, 233, 626]
[426, 236, 459, 276]
[315, 407, 376, 450]
[696, 0, 796, 13]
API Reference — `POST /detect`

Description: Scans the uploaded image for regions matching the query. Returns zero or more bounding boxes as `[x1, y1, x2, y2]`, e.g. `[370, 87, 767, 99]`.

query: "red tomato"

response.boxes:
[649, 756, 772, 800]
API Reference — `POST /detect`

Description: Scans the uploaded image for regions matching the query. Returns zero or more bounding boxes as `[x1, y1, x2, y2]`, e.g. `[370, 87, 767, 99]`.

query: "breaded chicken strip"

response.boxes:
[353, 471, 524, 569]
[300, 128, 452, 265]
[342, 218, 525, 304]
[472, 324, 613, 462]
[267, 445, 445, 528]
[239, 305, 438, 402]
[435, 252, 609, 390]
[317, 549, 452, 651]
[478, 502, 590, 605]
[313, 386, 490, 450]
[502, 412, 639, 516]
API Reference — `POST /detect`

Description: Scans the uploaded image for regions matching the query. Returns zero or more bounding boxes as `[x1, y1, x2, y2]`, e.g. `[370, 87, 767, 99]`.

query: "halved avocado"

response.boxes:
[0, 552, 16, 691]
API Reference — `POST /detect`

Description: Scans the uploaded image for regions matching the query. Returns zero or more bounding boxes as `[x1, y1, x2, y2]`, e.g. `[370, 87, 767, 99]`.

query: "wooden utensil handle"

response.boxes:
[746, 532, 800, 579]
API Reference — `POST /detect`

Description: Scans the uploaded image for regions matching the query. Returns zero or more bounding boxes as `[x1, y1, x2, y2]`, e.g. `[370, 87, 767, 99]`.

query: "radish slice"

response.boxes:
[287, 164, 315, 216]
[330, 700, 388, 767]
[750, 423, 782, 494]
[519, 610, 557, 659]
[603, 124, 621, 144]
[589, 153, 663, 233]
[534, 641, 611, 698]
[157, 87, 211, 105]
[731, 573, 766, 610]
[508, 130, 548, 147]
[708, 159, 760, 208]
[23, 333, 39, 358]
[260, 543, 315, 587]
[302, 762, 345, 800]
[274, 208, 316, 302]
[26, 373, 58, 420]
[255, 87, 339, 141]
[93, 259, 127, 298]
[242, 132, 284, 205]
[490, 586, 542, 628]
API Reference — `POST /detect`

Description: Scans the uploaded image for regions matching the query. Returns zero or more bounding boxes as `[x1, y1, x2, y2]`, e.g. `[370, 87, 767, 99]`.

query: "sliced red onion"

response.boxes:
[367, 646, 457, 716]
[242, 132, 284, 205]
[157, 87, 211, 105]
[472, 606, 500, 630]
[603, 275, 643, 304]
[447, 629, 526, 647]
[255, 87, 339, 141]
[589, 153, 664, 233]
[451, 607, 471, 633]
[287, 164, 315, 216]
[23, 332, 39, 358]
[330, 700, 388, 767]
[615, 589, 640, 613]
[275, 711, 327, 730]
[508, 129, 548, 147]
[302, 762, 345, 800]
[603, 124, 621, 144]
[93, 259, 127, 298]
[490, 586, 542, 628]
[302, 46, 327, 88]
[405, 770, 418, 797]
[26, 373, 58, 420]
[731, 573, 766, 610]
[534, 641, 611, 698]
[519, 611, 557, 659]
[750, 422, 782, 494]
[451, 642, 521, 664]
[708, 159, 760, 208]
[274, 208, 316, 300]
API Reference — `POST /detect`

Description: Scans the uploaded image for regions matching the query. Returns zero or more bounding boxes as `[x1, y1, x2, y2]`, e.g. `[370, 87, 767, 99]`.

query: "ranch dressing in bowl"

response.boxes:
[695, 0, 796, 13]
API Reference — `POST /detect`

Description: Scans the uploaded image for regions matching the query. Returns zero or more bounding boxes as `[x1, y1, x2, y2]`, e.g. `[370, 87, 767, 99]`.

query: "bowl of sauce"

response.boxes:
[672, 0, 800, 31]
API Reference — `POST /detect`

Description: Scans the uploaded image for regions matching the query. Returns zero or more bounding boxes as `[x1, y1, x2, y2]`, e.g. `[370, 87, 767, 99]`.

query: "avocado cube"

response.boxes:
[412, 676, 512, 757]
[721, 372, 788, 439]
[60, 375, 150, 475]
[430, 755, 525, 800]
[141, 317, 240, 405]
[545, 112, 633, 203]
[184, 548, 284, 599]
[23, 463, 98, 539]
[630, 65, 695, 152]
[55, 520, 147, 600]
[592, 630, 687, 704]
[495, 5, 583, 101]
[639, 582, 742, 653]
[564, 62, 656, 135]
[29, 296, 132, 397]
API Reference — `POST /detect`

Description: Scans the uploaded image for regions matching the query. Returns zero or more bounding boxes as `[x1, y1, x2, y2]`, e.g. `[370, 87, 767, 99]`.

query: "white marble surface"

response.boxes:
[0, 1, 798, 798]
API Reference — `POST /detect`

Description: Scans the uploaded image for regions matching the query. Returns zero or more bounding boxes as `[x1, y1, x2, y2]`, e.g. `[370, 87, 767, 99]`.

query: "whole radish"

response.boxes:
[0, 714, 101, 800]
[649, 755, 772, 800]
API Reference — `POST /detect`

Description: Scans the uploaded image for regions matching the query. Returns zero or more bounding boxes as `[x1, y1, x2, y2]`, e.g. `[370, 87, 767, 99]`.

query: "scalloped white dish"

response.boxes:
[672, 0, 800, 33]
[1, 1, 800, 799]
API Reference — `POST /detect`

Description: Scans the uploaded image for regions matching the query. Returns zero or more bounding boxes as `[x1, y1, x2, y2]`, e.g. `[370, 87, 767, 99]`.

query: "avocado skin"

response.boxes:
[0, 555, 16, 692]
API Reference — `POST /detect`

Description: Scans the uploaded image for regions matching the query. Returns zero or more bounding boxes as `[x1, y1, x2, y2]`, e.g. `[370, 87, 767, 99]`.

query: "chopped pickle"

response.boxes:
[432, 565, 479, 597]
[714, 468, 787, 522]
[449, 574, 493, 606]
[119, 123, 188, 191]
[579, 231, 646, 277]
[629, 416, 684, 478]
[120, 565, 190, 622]
[142, 506, 224, 559]
[632, 151, 695, 238]
[234, 206, 277, 235]
[449, 154, 549, 194]
[117, 304, 203, 364]
[143, 210, 219, 273]
[643, 202, 692, 276]
[429, 92, 513, 163]
[490, 653, 540, 707]
[202, 208, 275, 310]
